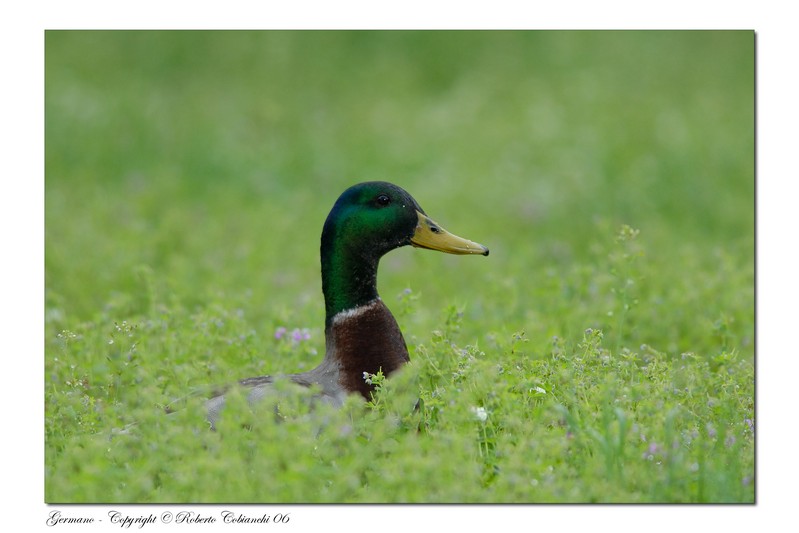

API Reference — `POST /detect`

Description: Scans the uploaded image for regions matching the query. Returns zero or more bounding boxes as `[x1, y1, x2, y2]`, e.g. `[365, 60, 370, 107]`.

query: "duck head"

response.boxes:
[320, 181, 488, 321]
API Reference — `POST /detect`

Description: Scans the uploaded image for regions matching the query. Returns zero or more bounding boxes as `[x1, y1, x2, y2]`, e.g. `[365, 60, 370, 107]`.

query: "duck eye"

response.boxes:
[376, 194, 391, 206]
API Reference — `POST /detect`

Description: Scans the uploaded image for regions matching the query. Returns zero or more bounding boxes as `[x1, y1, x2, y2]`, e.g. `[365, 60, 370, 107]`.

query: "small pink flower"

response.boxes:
[291, 328, 311, 343]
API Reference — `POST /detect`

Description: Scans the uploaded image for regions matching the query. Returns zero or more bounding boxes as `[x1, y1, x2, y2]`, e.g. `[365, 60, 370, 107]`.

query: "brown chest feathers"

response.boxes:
[325, 298, 410, 400]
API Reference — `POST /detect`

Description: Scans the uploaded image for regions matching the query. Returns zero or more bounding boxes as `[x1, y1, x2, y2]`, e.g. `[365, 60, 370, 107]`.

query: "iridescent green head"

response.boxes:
[320, 181, 488, 321]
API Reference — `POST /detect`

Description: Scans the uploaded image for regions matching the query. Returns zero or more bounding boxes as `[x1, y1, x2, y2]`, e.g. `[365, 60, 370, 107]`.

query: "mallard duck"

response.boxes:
[204, 181, 488, 429]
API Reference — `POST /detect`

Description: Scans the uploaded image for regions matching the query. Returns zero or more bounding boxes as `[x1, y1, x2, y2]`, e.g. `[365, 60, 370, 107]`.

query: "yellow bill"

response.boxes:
[410, 211, 489, 256]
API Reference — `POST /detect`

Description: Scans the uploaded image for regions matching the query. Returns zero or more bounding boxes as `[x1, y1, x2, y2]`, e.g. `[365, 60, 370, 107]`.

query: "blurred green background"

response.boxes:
[45, 30, 754, 503]
[46, 30, 754, 355]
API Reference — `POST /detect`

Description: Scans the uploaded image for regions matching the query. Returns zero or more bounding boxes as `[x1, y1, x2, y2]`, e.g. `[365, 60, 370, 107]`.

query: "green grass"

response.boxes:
[45, 30, 754, 503]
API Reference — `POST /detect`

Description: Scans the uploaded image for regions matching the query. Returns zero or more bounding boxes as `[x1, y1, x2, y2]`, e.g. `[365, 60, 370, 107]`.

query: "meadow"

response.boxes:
[45, 31, 754, 503]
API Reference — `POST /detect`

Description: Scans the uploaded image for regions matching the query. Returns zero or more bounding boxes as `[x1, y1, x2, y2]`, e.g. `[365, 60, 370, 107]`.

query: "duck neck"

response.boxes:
[320, 235, 382, 325]
[319, 233, 410, 399]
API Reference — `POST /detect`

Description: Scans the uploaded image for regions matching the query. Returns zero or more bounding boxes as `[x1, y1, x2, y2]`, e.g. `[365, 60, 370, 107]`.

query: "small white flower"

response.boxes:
[470, 406, 488, 422]
[362, 371, 372, 385]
